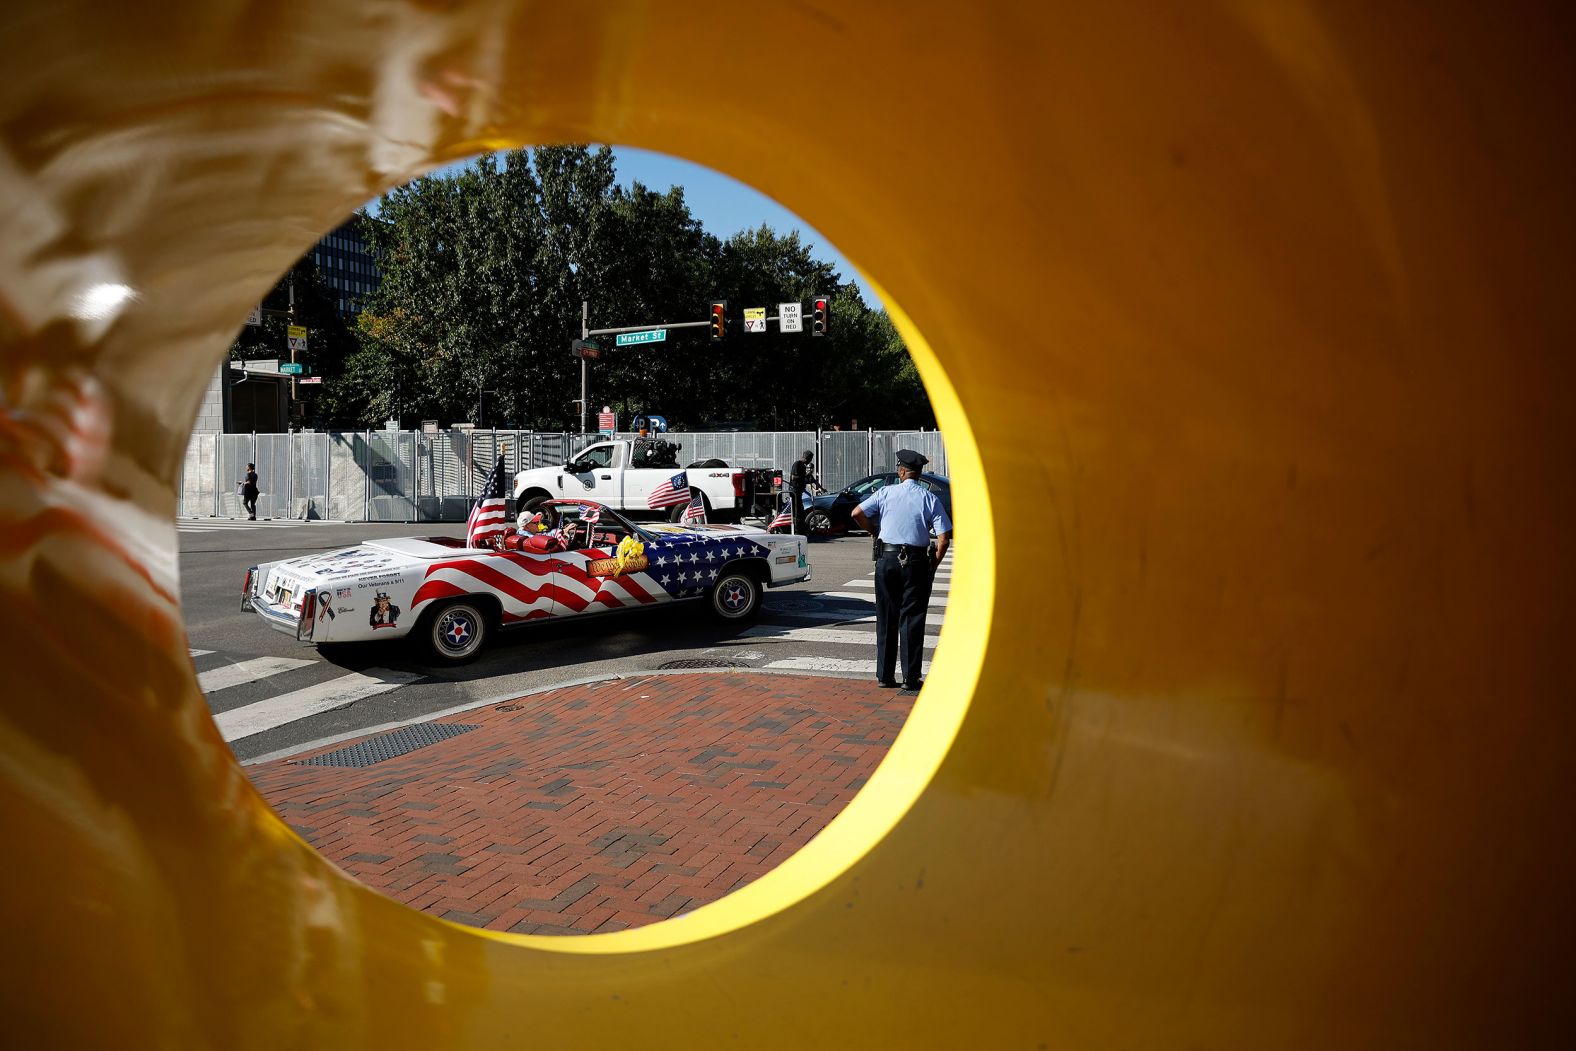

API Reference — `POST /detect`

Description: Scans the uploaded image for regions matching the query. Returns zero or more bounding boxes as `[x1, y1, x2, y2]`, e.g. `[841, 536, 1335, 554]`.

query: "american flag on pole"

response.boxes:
[769, 494, 793, 531]
[466, 455, 510, 547]
[683, 491, 707, 524]
[646, 470, 690, 509]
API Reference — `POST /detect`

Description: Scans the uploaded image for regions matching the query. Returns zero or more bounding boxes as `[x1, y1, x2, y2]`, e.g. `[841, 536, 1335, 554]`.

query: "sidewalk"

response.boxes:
[247, 672, 912, 935]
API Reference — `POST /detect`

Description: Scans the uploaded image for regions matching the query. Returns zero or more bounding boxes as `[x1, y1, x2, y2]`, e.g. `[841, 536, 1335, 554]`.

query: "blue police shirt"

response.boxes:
[858, 479, 952, 547]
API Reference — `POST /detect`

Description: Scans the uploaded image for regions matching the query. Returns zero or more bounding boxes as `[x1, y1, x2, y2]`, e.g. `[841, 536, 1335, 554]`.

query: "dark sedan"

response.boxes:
[804, 472, 952, 536]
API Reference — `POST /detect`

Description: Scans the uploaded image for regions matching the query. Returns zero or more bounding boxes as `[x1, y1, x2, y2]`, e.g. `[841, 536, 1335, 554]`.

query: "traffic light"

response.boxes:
[709, 300, 727, 341]
[811, 295, 829, 337]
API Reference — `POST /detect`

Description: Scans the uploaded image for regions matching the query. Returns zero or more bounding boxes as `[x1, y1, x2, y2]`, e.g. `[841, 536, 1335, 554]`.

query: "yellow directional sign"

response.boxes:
[743, 307, 766, 333]
[286, 324, 307, 353]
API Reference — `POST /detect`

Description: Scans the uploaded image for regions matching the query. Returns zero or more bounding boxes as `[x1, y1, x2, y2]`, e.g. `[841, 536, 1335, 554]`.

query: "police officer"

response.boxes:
[850, 449, 952, 690]
[788, 449, 816, 535]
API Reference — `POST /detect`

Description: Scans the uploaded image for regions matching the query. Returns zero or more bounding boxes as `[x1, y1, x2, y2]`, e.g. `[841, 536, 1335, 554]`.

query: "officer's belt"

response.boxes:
[879, 543, 931, 554]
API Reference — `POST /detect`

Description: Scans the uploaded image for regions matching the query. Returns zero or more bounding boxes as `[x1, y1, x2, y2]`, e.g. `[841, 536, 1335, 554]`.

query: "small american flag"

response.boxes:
[769, 494, 793, 531]
[467, 455, 510, 547]
[647, 470, 690, 509]
[582, 505, 601, 525]
[683, 492, 707, 524]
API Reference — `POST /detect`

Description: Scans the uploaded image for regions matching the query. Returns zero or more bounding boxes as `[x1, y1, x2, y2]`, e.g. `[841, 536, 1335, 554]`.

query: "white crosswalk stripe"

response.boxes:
[213, 669, 422, 742]
[192, 647, 426, 744]
[841, 578, 951, 592]
[177, 519, 311, 533]
[197, 656, 316, 694]
[740, 624, 939, 649]
[746, 552, 954, 679]
[820, 591, 949, 607]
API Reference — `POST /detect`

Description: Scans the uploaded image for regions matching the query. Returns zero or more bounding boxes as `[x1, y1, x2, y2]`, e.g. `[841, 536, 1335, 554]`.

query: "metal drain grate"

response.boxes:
[295, 723, 480, 768]
[658, 658, 744, 670]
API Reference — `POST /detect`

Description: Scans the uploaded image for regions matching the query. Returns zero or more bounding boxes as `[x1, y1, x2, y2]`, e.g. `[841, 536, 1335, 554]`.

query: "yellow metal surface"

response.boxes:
[2, 0, 1573, 1046]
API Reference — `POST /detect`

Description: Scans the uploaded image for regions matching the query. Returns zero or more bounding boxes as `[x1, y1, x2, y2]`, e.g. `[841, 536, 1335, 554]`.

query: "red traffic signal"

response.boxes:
[811, 295, 829, 336]
[710, 300, 727, 341]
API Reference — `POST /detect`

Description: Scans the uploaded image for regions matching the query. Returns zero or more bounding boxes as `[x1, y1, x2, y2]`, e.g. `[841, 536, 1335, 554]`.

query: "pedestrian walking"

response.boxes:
[850, 449, 952, 691]
[788, 449, 817, 535]
[238, 462, 260, 520]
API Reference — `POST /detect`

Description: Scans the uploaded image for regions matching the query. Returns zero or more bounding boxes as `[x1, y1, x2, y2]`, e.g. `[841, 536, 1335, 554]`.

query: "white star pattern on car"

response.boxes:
[660, 575, 671, 585]
[704, 550, 715, 561]
[677, 571, 688, 582]
[708, 568, 718, 579]
[655, 555, 668, 566]
[689, 553, 700, 564]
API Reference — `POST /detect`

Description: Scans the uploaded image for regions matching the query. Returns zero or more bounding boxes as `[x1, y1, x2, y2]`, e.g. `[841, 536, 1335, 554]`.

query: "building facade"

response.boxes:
[312, 216, 382, 316]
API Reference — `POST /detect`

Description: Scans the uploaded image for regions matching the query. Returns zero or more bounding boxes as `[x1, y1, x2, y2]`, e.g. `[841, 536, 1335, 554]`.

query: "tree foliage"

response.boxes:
[328, 146, 932, 431]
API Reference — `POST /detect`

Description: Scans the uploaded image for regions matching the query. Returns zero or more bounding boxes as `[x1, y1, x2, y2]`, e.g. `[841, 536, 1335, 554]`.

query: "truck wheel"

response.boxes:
[518, 494, 550, 522]
[425, 600, 488, 664]
[708, 570, 761, 622]
[669, 494, 710, 523]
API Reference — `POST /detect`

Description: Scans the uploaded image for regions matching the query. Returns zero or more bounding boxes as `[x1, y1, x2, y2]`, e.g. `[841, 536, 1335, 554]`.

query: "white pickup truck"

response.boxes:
[512, 438, 760, 523]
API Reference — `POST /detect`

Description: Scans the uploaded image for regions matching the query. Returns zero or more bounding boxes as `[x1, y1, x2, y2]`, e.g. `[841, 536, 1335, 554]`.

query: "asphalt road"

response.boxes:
[180, 517, 951, 761]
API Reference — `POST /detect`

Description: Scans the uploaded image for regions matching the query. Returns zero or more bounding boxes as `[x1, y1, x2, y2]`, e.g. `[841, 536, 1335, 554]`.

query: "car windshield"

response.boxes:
[851, 474, 893, 496]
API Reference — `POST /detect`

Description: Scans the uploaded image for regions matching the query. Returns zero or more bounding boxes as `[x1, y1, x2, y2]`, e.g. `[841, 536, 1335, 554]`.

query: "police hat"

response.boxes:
[896, 449, 928, 470]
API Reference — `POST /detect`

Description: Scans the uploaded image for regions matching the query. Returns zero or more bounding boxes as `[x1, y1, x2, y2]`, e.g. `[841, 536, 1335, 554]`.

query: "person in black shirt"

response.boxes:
[787, 449, 816, 535]
[239, 462, 259, 520]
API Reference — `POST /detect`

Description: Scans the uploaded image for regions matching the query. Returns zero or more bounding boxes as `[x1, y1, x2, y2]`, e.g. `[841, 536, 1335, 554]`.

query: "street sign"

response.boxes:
[286, 324, 308, 353]
[572, 339, 601, 360]
[299, 376, 322, 384]
[245, 305, 262, 327]
[778, 302, 803, 332]
[280, 363, 304, 375]
[614, 329, 667, 347]
[743, 307, 767, 333]
[598, 408, 616, 433]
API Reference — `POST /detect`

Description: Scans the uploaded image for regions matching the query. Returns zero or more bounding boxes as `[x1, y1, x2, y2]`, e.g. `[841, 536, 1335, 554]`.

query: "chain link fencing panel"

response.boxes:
[366, 431, 416, 522]
[818, 431, 871, 492]
[178, 428, 948, 522]
[326, 433, 365, 521]
[289, 432, 330, 520]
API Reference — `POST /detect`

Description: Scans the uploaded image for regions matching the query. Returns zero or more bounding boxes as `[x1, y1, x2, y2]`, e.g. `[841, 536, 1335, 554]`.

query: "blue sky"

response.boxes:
[389, 146, 879, 305]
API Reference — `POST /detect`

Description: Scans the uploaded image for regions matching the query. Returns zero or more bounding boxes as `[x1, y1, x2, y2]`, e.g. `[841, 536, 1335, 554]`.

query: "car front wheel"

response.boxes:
[426, 600, 488, 664]
[709, 570, 761, 622]
[805, 509, 833, 535]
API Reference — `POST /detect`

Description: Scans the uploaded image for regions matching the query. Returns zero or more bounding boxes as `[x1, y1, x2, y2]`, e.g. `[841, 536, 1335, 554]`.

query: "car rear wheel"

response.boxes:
[708, 570, 761, 622]
[426, 600, 488, 664]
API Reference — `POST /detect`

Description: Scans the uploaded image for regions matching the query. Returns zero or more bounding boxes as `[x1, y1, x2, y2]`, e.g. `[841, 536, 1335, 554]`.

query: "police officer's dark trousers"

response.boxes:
[874, 545, 934, 685]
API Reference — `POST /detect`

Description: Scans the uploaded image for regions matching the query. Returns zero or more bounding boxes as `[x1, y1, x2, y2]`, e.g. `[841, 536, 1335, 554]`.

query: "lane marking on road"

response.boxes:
[819, 591, 949, 607]
[739, 625, 939, 649]
[841, 578, 951, 592]
[762, 656, 934, 675]
[196, 656, 316, 694]
[188, 648, 214, 657]
[214, 668, 424, 742]
[762, 608, 879, 625]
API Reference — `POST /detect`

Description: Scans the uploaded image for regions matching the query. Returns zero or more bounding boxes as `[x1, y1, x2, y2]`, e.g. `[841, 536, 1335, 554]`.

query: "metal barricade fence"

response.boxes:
[178, 427, 948, 522]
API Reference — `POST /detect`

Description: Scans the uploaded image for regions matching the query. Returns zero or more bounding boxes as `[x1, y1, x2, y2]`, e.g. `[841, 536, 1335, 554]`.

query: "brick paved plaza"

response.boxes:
[247, 673, 912, 935]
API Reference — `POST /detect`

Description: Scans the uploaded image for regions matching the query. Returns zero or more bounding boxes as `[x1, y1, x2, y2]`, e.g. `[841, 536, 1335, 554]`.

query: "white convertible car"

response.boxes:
[241, 500, 811, 664]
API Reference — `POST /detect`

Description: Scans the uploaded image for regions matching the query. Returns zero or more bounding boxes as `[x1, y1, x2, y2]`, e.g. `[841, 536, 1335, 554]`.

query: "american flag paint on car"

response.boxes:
[240, 500, 810, 664]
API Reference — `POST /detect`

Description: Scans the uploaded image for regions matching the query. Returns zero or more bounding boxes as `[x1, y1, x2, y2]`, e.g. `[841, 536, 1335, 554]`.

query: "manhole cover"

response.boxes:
[294, 722, 480, 768]
[658, 658, 744, 670]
